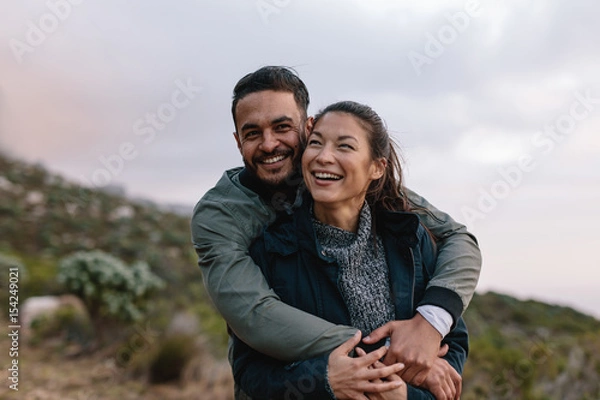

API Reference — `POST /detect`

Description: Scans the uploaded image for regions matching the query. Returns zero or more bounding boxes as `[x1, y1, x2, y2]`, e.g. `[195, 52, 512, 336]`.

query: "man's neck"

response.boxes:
[239, 168, 302, 212]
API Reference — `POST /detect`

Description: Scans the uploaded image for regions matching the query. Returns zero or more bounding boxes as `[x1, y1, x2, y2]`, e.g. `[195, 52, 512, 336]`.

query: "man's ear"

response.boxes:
[305, 116, 314, 136]
[300, 116, 314, 147]
[306, 116, 314, 132]
[233, 131, 242, 152]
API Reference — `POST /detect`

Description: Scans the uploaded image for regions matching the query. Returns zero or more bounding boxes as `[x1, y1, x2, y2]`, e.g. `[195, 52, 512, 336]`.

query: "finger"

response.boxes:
[381, 350, 397, 366]
[362, 379, 404, 394]
[431, 378, 452, 400]
[437, 343, 449, 357]
[355, 347, 367, 357]
[364, 363, 405, 381]
[410, 369, 430, 386]
[431, 387, 446, 400]
[373, 361, 403, 382]
[357, 345, 389, 367]
[440, 369, 458, 400]
[363, 322, 392, 344]
[333, 330, 362, 356]
[446, 379, 456, 400]
[453, 372, 462, 399]
[398, 365, 419, 384]
[443, 376, 455, 400]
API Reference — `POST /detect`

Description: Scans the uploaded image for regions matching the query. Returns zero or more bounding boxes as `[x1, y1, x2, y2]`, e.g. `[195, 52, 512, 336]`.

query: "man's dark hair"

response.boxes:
[231, 66, 310, 129]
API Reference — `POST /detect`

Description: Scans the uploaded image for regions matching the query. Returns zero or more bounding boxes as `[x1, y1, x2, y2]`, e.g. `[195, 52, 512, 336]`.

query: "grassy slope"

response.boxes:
[1, 152, 599, 399]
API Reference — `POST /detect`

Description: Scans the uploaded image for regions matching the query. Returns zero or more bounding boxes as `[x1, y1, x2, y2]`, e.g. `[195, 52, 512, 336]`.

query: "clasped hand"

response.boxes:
[328, 314, 462, 400]
[327, 331, 406, 400]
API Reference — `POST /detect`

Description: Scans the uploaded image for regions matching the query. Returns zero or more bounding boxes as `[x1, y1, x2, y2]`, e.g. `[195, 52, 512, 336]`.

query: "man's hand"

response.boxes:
[362, 314, 442, 385]
[328, 331, 405, 400]
[421, 358, 462, 400]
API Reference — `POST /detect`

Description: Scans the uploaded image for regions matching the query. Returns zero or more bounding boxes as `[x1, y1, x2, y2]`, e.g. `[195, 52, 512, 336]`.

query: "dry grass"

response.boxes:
[0, 323, 234, 400]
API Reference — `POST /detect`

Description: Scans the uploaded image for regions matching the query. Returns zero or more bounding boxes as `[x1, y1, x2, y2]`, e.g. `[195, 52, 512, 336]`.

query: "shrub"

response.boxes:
[29, 301, 94, 347]
[57, 250, 164, 322]
[148, 335, 196, 383]
[0, 253, 26, 318]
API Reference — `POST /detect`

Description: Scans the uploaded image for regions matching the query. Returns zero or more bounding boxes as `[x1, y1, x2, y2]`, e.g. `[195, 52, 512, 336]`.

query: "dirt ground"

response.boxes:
[0, 324, 234, 400]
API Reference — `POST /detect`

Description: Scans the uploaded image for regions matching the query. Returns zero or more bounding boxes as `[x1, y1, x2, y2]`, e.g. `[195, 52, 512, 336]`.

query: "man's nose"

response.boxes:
[259, 130, 279, 153]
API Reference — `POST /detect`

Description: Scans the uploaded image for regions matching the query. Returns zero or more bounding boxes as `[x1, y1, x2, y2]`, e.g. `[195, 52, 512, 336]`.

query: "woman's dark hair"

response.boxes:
[231, 66, 310, 128]
[312, 101, 410, 212]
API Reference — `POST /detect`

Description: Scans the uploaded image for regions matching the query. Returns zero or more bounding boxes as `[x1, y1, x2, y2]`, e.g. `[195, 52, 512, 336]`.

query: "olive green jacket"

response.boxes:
[191, 167, 481, 361]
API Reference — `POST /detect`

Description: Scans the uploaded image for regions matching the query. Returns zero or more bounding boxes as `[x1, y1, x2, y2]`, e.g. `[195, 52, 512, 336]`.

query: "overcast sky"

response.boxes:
[1, 0, 599, 318]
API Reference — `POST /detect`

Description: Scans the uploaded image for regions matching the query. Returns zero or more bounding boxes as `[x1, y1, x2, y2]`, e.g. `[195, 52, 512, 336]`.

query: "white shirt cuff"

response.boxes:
[416, 305, 452, 337]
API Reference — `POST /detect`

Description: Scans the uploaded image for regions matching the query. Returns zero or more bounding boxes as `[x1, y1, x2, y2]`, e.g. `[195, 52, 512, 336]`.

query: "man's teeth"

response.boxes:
[314, 172, 342, 180]
[263, 155, 286, 164]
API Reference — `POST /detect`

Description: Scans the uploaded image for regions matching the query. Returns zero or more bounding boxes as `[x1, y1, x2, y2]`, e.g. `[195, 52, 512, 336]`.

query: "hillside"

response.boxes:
[1, 152, 599, 399]
[462, 292, 600, 399]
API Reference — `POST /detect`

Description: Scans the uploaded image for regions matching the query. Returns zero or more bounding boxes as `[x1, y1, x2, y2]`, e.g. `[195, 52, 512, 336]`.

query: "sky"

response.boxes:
[1, 0, 599, 318]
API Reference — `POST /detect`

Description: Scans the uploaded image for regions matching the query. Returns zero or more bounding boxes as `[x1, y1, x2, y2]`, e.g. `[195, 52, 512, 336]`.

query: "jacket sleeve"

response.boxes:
[405, 187, 482, 315]
[191, 172, 355, 362]
[441, 316, 469, 375]
[232, 334, 334, 400]
[406, 386, 435, 399]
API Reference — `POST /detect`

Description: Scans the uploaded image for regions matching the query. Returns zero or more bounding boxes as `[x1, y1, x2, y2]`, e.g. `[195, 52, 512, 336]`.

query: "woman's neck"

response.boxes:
[313, 201, 365, 233]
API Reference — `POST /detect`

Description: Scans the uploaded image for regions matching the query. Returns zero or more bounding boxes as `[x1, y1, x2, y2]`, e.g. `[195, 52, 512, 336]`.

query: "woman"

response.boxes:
[231, 101, 468, 399]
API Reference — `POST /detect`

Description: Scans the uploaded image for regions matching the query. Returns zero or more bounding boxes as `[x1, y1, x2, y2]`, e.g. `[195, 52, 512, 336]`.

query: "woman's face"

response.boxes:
[302, 112, 384, 210]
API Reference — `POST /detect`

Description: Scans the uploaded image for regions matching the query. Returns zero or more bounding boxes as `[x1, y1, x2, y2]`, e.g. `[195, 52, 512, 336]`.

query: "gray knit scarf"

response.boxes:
[313, 203, 395, 334]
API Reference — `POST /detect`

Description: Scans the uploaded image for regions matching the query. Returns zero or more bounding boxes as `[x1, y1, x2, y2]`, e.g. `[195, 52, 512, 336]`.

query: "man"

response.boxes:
[191, 66, 481, 398]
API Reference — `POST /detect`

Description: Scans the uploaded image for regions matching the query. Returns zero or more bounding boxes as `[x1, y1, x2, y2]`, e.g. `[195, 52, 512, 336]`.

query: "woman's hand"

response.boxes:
[328, 331, 405, 400]
[420, 358, 462, 400]
[355, 347, 407, 400]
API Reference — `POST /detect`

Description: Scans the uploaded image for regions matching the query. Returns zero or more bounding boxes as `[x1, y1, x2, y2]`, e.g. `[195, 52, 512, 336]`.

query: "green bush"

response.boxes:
[0, 254, 26, 319]
[0, 253, 27, 279]
[57, 250, 164, 322]
[148, 335, 196, 383]
[29, 303, 94, 347]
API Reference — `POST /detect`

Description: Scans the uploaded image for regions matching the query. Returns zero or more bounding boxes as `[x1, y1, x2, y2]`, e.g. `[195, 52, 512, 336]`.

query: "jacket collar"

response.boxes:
[239, 167, 304, 215]
[264, 194, 421, 256]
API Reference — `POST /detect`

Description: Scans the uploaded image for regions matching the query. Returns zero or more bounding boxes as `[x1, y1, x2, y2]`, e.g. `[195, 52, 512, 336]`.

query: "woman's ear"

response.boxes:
[371, 158, 387, 180]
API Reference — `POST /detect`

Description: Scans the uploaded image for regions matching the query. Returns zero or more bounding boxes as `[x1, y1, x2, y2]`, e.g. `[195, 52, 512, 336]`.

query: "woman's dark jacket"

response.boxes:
[232, 197, 469, 399]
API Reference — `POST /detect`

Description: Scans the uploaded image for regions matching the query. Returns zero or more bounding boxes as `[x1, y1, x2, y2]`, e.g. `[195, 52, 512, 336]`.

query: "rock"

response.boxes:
[21, 295, 61, 330]
[21, 294, 93, 347]
[166, 311, 200, 337]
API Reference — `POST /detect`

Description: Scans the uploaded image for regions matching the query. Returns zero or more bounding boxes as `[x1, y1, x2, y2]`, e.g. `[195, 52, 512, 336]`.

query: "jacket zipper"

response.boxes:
[408, 247, 416, 311]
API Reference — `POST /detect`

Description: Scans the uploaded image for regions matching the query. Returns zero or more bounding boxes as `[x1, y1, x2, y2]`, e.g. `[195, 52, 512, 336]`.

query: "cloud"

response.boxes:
[1, 0, 599, 316]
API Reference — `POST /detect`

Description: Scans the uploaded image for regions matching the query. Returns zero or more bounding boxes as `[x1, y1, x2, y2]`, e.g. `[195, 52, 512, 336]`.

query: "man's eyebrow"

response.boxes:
[240, 116, 292, 132]
[271, 116, 293, 125]
[240, 123, 259, 132]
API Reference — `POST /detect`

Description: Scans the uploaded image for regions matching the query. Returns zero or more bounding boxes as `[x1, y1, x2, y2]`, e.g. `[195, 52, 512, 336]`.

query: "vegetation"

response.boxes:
[58, 250, 164, 322]
[462, 292, 600, 399]
[0, 151, 599, 399]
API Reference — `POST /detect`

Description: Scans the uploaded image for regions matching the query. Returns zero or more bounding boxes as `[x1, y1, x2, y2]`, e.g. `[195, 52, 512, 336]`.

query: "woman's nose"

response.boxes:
[315, 145, 334, 164]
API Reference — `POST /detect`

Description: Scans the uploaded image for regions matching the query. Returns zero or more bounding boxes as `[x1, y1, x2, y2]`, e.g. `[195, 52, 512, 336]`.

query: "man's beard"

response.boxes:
[245, 149, 303, 189]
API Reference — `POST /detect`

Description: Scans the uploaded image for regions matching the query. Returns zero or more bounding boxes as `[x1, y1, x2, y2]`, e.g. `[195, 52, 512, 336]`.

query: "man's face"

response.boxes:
[234, 90, 308, 186]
